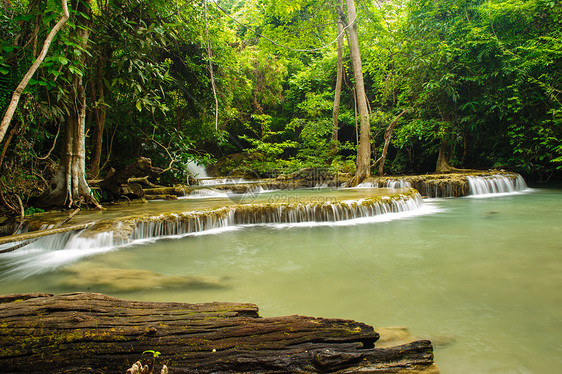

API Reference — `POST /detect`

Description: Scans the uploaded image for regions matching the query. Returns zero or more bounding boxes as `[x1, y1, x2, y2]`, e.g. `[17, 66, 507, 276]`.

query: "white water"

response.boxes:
[356, 179, 412, 188]
[186, 160, 210, 179]
[128, 192, 426, 243]
[197, 178, 249, 186]
[467, 174, 529, 197]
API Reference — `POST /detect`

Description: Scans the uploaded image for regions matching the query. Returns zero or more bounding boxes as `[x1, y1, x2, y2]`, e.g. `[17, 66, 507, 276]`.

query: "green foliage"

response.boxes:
[24, 206, 45, 216]
[1, 0, 561, 198]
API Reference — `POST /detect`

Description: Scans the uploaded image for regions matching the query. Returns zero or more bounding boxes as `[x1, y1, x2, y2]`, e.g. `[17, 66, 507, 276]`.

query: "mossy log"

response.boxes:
[0, 292, 437, 373]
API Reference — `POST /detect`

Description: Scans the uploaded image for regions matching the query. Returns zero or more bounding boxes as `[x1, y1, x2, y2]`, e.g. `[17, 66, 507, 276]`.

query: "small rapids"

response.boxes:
[467, 174, 528, 197]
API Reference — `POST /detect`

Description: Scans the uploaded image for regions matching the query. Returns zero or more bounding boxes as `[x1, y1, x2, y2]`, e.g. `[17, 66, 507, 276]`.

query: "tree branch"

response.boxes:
[0, 0, 70, 144]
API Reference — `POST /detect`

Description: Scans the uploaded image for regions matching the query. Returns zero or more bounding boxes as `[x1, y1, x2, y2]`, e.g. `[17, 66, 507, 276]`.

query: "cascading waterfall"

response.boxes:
[186, 161, 210, 179]
[467, 174, 528, 196]
[356, 180, 412, 188]
[127, 191, 423, 242]
[197, 177, 249, 186]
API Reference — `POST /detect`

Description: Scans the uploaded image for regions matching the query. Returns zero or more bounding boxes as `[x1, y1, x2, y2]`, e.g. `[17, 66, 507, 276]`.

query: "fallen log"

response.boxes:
[98, 157, 163, 201]
[0, 292, 438, 373]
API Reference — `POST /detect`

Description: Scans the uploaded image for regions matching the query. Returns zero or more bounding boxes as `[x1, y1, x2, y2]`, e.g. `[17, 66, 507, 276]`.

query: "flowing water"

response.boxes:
[0, 179, 560, 373]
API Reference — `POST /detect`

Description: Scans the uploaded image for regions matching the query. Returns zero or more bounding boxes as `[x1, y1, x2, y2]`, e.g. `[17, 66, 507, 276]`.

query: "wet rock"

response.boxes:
[60, 262, 227, 292]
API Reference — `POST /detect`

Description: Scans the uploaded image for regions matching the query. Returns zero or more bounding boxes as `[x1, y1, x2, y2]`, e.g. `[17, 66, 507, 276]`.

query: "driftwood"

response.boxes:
[98, 157, 163, 201]
[0, 292, 438, 373]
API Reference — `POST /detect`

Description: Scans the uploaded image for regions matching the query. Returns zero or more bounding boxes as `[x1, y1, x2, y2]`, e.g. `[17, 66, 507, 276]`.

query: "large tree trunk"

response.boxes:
[435, 137, 455, 173]
[331, 0, 345, 157]
[345, 0, 371, 183]
[35, 0, 98, 209]
[0, 292, 438, 374]
[0, 0, 69, 144]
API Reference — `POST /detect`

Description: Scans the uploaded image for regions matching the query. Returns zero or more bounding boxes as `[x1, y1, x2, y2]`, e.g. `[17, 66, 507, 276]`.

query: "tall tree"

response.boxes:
[332, 0, 345, 155]
[345, 0, 371, 182]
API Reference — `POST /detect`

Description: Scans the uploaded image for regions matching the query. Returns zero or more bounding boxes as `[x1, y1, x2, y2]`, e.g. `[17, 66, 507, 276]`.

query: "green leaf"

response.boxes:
[136, 100, 142, 111]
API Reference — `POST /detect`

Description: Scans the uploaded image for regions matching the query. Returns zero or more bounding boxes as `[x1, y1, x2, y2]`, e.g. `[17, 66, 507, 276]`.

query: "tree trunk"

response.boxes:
[345, 0, 371, 183]
[35, 0, 99, 209]
[0, 292, 438, 374]
[435, 137, 454, 173]
[331, 0, 345, 157]
[89, 52, 107, 178]
[378, 109, 408, 176]
[0, 0, 69, 144]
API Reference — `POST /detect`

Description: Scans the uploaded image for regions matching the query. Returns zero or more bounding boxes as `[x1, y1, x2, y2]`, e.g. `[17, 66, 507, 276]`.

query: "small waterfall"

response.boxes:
[186, 161, 210, 179]
[123, 191, 424, 242]
[384, 179, 411, 188]
[356, 181, 379, 188]
[0, 231, 114, 280]
[356, 179, 411, 189]
[198, 177, 248, 186]
[467, 174, 528, 196]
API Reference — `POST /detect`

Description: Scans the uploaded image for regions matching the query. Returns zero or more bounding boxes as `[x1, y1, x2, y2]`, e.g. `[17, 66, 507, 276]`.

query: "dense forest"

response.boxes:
[0, 0, 560, 213]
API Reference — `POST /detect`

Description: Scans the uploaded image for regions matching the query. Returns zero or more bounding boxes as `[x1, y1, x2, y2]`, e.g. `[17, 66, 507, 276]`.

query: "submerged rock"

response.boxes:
[60, 262, 227, 292]
[375, 326, 456, 349]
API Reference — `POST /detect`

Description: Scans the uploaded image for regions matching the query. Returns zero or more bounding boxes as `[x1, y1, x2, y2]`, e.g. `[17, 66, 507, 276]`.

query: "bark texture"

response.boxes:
[0, 292, 438, 374]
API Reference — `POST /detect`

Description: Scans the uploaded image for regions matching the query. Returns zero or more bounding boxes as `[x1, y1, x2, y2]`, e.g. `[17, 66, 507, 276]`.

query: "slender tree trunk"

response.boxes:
[331, 0, 345, 157]
[378, 109, 408, 176]
[90, 52, 107, 178]
[345, 0, 370, 183]
[0, 0, 69, 144]
[0, 122, 20, 169]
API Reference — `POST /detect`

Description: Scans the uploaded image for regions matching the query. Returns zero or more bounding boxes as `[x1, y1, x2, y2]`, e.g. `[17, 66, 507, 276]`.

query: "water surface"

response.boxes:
[1, 188, 561, 374]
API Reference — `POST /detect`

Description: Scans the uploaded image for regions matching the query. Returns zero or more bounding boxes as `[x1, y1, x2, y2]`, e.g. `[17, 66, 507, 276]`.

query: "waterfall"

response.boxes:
[467, 174, 528, 196]
[197, 178, 248, 186]
[385, 179, 412, 188]
[356, 180, 411, 188]
[124, 191, 424, 242]
[0, 231, 114, 280]
[186, 161, 210, 179]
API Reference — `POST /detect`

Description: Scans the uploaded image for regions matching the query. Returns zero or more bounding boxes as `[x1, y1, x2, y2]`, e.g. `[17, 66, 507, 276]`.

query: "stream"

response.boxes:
[0, 179, 560, 373]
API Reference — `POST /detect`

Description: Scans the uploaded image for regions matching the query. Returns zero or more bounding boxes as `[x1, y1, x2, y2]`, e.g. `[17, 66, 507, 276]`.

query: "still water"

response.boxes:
[1, 188, 561, 373]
